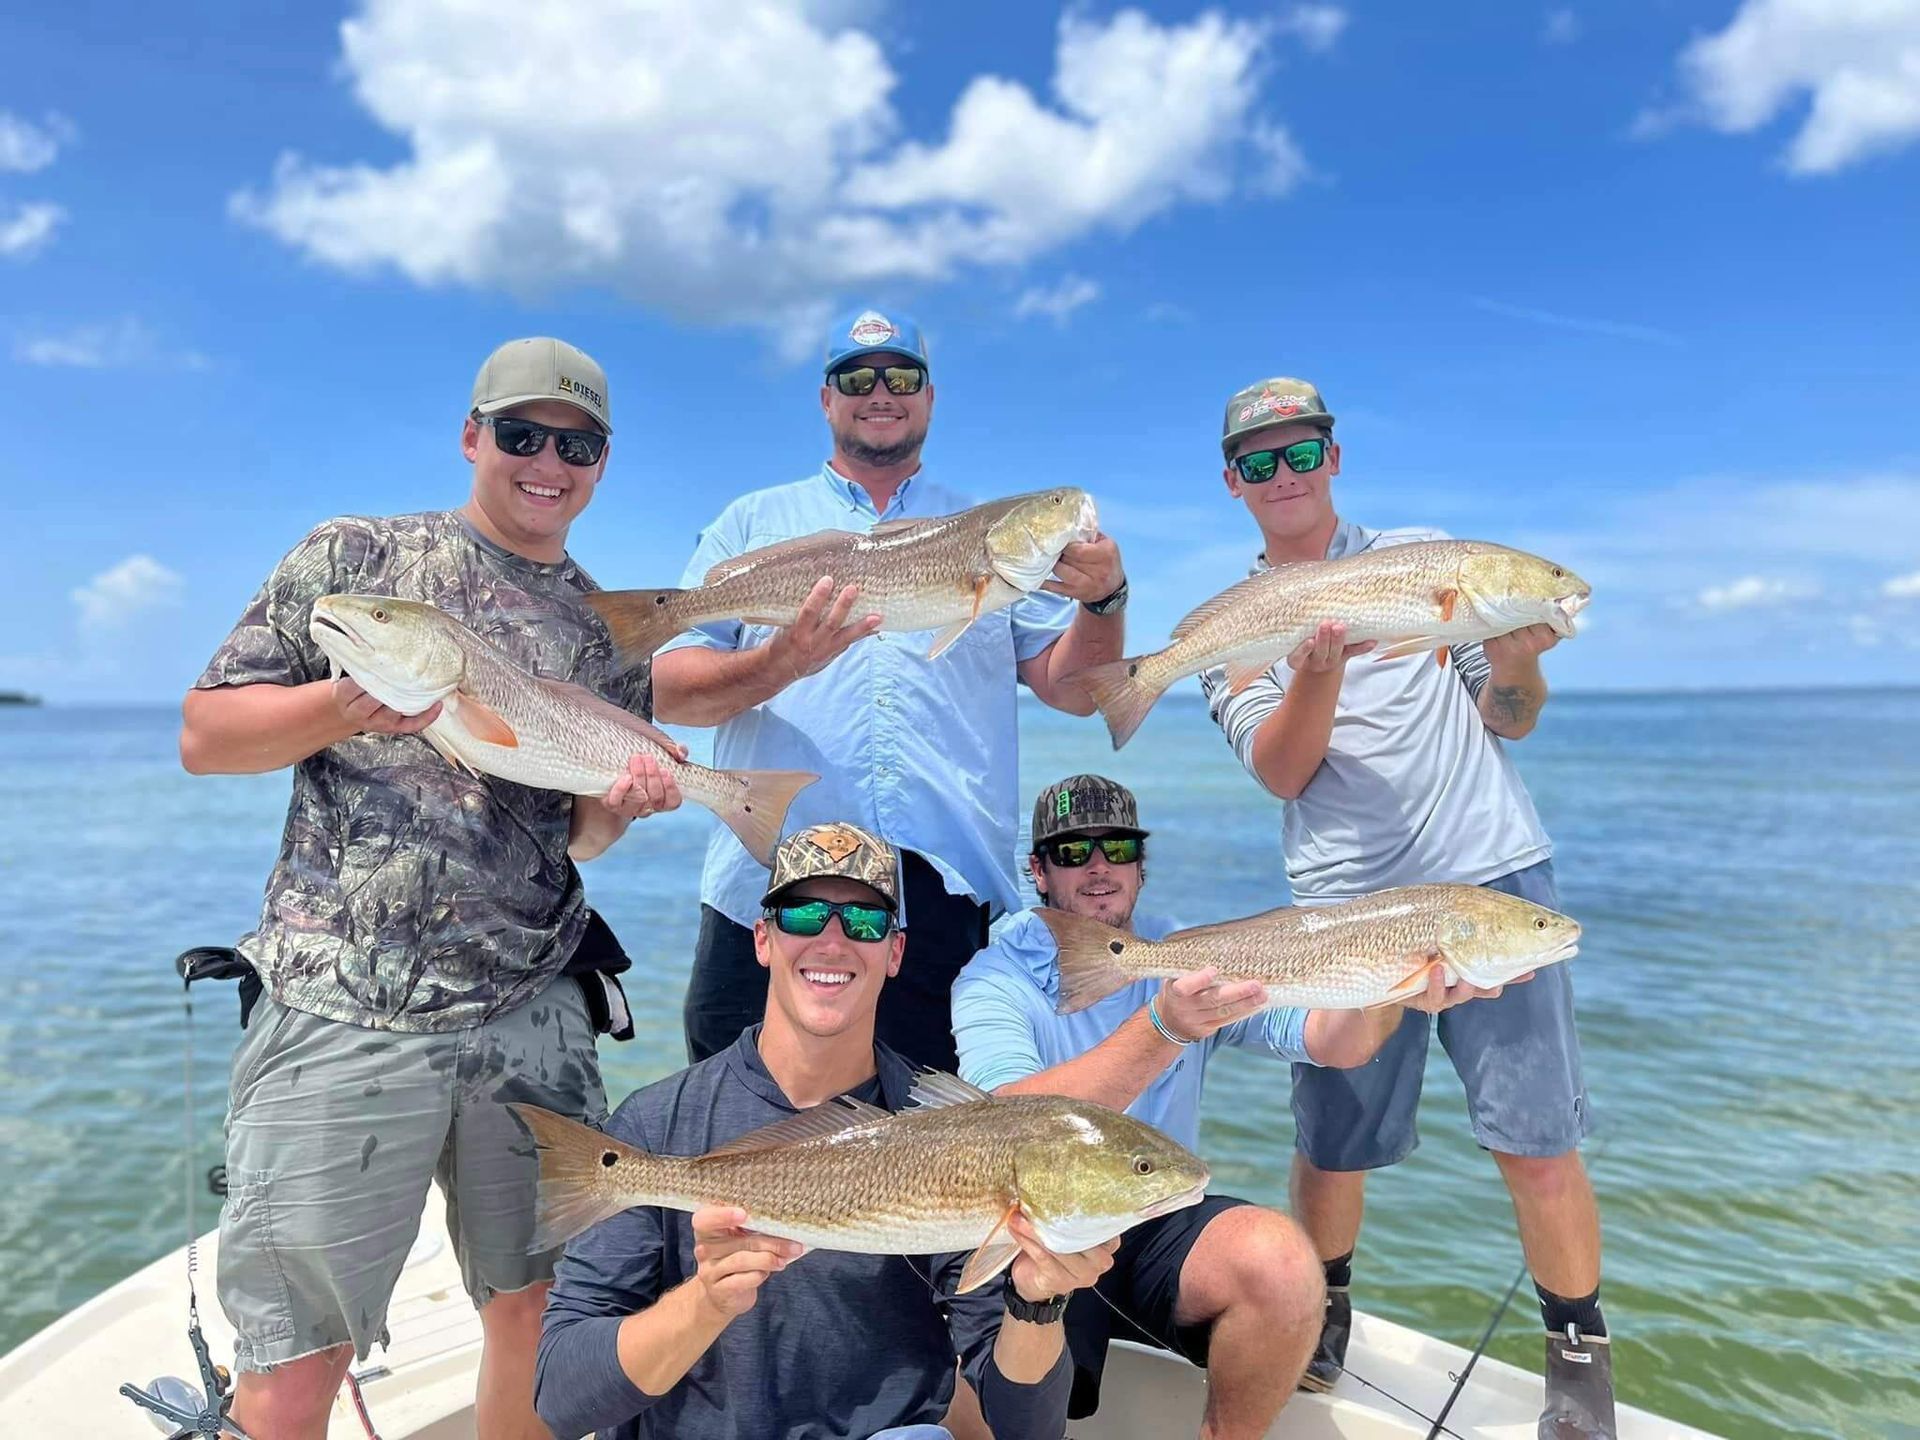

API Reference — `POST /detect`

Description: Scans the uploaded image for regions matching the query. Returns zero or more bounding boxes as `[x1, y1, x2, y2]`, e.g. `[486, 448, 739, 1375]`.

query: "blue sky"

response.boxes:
[3, 0, 1918, 702]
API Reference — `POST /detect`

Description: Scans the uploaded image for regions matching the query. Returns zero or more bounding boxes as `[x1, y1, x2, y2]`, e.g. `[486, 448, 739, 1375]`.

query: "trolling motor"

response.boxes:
[116, 948, 263, 1439]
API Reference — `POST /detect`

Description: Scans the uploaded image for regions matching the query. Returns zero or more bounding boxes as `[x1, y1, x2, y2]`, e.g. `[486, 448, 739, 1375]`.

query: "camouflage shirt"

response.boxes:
[196, 510, 652, 1033]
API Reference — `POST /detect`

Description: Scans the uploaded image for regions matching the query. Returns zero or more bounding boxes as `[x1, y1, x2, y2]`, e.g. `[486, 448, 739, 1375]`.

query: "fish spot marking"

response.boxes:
[1108, 940, 1125, 956]
[600, 1151, 619, 1168]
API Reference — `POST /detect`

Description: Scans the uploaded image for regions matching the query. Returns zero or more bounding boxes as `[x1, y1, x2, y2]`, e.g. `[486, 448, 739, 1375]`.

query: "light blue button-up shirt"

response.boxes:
[664, 466, 1077, 929]
[951, 908, 1315, 1153]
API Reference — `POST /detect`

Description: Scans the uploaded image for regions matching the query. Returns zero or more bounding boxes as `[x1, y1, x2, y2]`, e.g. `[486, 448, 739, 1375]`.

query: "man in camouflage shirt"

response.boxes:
[179, 337, 679, 1440]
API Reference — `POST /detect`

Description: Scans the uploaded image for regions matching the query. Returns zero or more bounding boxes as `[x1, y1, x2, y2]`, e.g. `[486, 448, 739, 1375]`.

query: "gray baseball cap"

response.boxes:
[472, 337, 611, 434]
[761, 822, 901, 910]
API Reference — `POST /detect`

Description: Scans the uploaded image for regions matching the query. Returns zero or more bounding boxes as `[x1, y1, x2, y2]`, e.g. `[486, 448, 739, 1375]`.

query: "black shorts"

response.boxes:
[1062, 1193, 1250, 1419]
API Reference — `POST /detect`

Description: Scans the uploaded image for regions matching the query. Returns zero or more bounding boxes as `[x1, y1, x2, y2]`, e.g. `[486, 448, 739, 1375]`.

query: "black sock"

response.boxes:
[1536, 1283, 1605, 1338]
[1323, 1251, 1353, 1290]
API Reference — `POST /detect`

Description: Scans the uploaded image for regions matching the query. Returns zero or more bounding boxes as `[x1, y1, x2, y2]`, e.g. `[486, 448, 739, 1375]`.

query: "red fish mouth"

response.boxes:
[1140, 1179, 1208, 1220]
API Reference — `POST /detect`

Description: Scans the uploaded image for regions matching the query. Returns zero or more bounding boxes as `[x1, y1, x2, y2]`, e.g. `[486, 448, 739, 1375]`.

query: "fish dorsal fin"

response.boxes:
[702, 530, 849, 586]
[1169, 570, 1277, 642]
[532, 678, 686, 760]
[868, 517, 926, 539]
[703, 1095, 891, 1157]
[907, 1069, 992, 1110]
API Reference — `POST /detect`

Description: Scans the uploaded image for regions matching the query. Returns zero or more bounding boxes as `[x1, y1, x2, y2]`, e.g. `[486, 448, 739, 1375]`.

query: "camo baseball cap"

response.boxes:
[823, 308, 931, 376]
[761, 822, 901, 910]
[1030, 774, 1150, 849]
[1221, 376, 1333, 456]
[472, 337, 611, 434]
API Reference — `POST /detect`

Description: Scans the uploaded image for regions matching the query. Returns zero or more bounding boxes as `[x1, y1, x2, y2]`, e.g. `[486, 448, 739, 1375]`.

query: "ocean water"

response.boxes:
[1, 691, 1916, 1438]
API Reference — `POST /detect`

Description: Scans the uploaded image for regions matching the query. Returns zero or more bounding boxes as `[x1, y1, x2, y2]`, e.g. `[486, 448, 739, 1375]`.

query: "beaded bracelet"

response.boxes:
[1147, 993, 1194, 1047]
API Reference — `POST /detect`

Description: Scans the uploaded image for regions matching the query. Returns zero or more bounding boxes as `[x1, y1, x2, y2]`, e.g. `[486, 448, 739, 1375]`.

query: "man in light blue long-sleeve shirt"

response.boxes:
[653, 308, 1130, 1072]
[953, 775, 1513, 1438]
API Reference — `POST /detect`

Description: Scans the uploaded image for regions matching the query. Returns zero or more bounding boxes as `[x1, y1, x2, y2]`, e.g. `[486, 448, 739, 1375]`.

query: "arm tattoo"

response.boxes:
[1487, 683, 1542, 730]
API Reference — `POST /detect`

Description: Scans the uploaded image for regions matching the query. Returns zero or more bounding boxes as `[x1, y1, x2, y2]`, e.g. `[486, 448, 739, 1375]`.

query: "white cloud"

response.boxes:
[0, 111, 73, 173]
[1671, 0, 1920, 173]
[70, 556, 185, 633]
[1013, 274, 1100, 323]
[233, 1, 1306, 342]
[13, 318, 209, 370]
[1544, 9, 1581, 45]
[1470, 295, 1682, 346]
[1697, 575, 1818, 611]
[0, 201, 64, 259]
[1884, 570, 1920, 598]
[1278, 5, 1348, 52]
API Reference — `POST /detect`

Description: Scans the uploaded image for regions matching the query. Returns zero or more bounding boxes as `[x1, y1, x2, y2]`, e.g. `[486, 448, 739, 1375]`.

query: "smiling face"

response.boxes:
[1029, 827, 1146, 929]
[756, 876, 903, 1044]
[460, 398, 609, 562]
[821, 349, 934, 471]
[1223, 420, 1340, 557]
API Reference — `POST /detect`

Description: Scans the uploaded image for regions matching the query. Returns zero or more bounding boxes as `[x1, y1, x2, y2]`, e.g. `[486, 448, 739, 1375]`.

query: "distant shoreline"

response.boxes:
[0, 692, 42, 707]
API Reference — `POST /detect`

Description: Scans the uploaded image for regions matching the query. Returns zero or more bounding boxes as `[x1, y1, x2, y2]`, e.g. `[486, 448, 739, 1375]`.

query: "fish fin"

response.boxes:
[957, 1205, 1024, 1295]
[718, 769, 818, 866]
[420, 723, 482, 779]
[1437, 588, 1457, 623]
[906, 1070, 992, 1110]
[1370, 634, 1444, 662]
[704, 1097, 890, 1157]
[1435, 645, 1449, 669]
[1036, 910, 1149, 1014]
[584, 589, 690, 670]
[701, 531, 850, 585]
[452, 690, 518, 748]
[925, 617, 975, 661]
[1365, 957, 1445, 1010]
[1070, 656, 1169, 750]
[1222, 657, 1272, 694]
[509, 1104, 653, 1253]
[868, 518, 924, 538]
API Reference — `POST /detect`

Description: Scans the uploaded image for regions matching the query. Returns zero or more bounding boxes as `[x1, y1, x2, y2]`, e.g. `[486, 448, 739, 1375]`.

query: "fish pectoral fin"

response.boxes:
[1436, 587, 1457, 623]
[1367, 957, 1444, 1009]
[925, 615, 976, 661]
[957, 1204, 1024, 1295]
[1370, 635, 1443, 662]
[1221, 657, 1272, 694]
[452, 690, 518, 748]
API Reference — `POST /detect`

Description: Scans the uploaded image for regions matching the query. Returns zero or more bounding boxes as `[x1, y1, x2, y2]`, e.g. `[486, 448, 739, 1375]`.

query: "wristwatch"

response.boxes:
[1003, 1281, 1071, 1325]
[1083, 579, 1129, 616]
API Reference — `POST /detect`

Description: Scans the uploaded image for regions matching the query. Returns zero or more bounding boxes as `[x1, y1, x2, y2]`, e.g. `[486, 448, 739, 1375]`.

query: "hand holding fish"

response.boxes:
[1154, 967, 1270, 1043]
[767, 576, 884, 684]
[1397, 951, 1533, 1015]
[1040, 534, 1125, 605]
[688, 1205, 805, 1322]
[599, 752, 686, 821]
[1481, 622, 1561, 667]
[1004, 1210, 1118, 1305]
[330, 675, 441, 735]
[1286, 620, 1377, 674]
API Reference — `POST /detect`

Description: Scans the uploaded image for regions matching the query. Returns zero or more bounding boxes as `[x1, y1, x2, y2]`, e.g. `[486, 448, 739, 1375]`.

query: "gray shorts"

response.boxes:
[1291, 860, 1592, 1170]
[217, 977, 607, 1371]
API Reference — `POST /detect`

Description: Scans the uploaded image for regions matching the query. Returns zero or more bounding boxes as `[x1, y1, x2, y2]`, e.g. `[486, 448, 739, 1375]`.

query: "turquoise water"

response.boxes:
[2, 692, 1917, 1438]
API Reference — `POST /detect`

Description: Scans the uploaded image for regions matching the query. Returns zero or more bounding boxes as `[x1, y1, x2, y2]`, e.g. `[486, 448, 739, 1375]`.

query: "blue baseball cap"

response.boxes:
[823, 308, 930, 376]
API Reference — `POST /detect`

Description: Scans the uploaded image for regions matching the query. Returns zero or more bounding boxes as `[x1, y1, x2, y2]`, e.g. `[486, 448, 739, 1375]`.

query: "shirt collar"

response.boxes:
[722, 1023, 912, 1113]
[1253, 515, 1374, 573]
[820, 462, 921, 519]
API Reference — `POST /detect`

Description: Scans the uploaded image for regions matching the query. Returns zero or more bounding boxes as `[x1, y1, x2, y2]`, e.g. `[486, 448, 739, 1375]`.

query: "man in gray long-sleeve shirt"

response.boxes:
[536, 822, 1114, 1440]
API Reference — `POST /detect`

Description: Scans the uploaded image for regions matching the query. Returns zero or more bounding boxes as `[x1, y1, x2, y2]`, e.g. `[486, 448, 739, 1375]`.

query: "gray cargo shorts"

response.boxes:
[216, 976, 607, 1372]
[1291, 859, 1592, 1170]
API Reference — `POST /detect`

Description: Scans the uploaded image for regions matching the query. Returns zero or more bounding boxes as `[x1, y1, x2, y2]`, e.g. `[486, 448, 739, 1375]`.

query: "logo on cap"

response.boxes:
[557, 374, 604, 412]
[1238, 387, 1313, 425]
[1056, 791, 1072, 820]
[848, 311, 898, 346]
[809, 824, 865, 863]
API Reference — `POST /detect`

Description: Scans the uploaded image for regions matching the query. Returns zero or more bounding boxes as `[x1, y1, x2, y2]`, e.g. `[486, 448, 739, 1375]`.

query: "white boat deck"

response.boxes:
[0, 1200, 1720, 1438]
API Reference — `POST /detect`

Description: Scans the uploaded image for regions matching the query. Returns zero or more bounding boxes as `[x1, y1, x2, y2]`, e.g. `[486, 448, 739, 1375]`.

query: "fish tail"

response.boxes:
[721, 769, 820, 866]
[1038, 909, 1153, 1014]
[1072, 654, 1169, 750]
[585, 589, 692, 671]
[510, 1104, 665, 1253]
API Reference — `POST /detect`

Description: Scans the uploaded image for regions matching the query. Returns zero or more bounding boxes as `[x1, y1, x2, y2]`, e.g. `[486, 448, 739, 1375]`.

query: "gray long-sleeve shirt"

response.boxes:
[535, 1028, 1072, 1440]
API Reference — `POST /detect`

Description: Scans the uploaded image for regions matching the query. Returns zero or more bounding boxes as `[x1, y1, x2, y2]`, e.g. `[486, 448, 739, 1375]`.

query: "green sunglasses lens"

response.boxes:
[1283, 439, 1326, 473]
[1100, 836, 1142, 863]
[838, 903, 891, 942]
[1051, 839, 1094, 865]
[1237, 450, 1280, 483]
[777, 900, 832, 936]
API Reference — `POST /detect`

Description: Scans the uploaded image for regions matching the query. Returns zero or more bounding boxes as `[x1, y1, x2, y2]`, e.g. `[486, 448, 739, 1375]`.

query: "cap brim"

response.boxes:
[825, 344, 931, 376]
[476, 393, 610, 435]
[1222, 416, 1333, 456]
[760, 879, 899, 911]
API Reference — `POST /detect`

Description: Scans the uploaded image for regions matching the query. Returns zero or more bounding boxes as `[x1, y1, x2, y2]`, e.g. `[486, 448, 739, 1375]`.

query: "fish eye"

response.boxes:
[371, 607, 389, 623]
[1132, 1156, 1154, 1176]
[1550, 568, 1564, 579]
[1534, 917, 1548, 929]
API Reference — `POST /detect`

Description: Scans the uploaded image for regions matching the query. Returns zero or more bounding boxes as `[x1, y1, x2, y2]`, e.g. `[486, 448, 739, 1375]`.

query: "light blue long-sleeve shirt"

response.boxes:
[664, 466, 1076, 929]
[951, 908, 1316, 1152]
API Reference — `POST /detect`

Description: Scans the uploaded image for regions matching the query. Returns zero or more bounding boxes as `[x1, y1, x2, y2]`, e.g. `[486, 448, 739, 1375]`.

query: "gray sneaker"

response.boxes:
[1298, 1286, 1350, 1394]
[1538, 1328, 1617, 1439]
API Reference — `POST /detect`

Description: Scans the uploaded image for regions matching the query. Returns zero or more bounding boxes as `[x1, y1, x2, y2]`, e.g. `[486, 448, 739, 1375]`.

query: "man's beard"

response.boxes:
[835, 415, 928, 469]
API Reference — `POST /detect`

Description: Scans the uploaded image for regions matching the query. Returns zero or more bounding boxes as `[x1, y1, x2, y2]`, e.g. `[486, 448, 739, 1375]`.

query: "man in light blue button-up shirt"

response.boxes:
[653, 309, 1131, 1071]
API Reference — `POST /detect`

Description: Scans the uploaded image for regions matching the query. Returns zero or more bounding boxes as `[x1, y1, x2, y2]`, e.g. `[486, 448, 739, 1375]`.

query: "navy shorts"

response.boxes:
[1291, 860, 1592, 1170]
[1061, 1193, 1250, 1418]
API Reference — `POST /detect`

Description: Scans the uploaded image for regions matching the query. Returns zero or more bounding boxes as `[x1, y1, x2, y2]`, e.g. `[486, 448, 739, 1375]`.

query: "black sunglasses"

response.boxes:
[764, 897, 896, 943]
[477, 414, 608, 467]
[1039, 835, 1144, 868]
[1232, 436, 1330, 483]
[829, 364, 927, 397]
